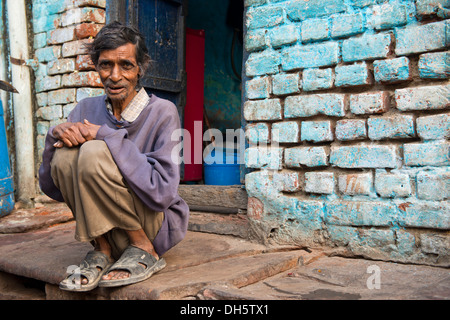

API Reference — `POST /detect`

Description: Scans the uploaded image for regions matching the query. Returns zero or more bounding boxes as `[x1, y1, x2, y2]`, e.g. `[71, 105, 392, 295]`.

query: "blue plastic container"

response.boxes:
[204, 147, 240, 185]
[0, 100, 14, 217]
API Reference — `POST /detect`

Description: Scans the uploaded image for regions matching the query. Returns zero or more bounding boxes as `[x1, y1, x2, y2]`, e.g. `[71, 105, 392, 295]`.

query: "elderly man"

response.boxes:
[39, 22, 189, 291]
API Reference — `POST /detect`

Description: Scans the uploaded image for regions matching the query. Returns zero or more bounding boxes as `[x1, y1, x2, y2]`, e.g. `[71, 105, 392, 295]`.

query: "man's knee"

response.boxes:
[78, 141, 117, 181]
[51, 146, 78, 174]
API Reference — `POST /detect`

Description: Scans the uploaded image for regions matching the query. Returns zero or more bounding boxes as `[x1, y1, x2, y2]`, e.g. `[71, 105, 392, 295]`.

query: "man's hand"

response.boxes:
[53, 120, 101, 148]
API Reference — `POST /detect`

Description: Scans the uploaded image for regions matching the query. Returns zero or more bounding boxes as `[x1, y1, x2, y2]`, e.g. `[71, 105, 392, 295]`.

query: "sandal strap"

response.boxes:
[106, 246, 157, 277]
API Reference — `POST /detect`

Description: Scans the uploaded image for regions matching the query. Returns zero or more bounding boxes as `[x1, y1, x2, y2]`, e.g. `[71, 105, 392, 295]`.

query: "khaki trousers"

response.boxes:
[50, 140, 164, 260]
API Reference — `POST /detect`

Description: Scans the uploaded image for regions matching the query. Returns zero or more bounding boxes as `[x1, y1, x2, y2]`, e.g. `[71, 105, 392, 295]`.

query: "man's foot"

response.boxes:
[101, 229, 159, 282]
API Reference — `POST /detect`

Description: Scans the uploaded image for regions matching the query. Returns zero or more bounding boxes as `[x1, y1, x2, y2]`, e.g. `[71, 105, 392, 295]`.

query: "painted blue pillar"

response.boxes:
[0, 100, 14, 217]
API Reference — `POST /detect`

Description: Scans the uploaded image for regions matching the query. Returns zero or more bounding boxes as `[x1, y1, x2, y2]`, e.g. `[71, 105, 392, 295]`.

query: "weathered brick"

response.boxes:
[61, 71, 102, 87]
[68, 0, 107, 8]
[282, 41, 339, 70]
[342, 33, 392, 62]
[338, 172, 372, 195]
[395, 20, 449, 56]
[272, 73, 300, 95]
[63, 103, 77, 118]
[286, 0, 346, 21]
[375, 170, 411, 198]
[35, 46, 61, 63]
[330, 145, 398, 168]
[403, 141, 450, 167]
[34, 33, 47, 49]
[36, 92, 48, 107]
[245, 49, 281, 77]
[47, 26, 76, 45]
[246, 76, 271, 100]
[47, 58, 76, 75]
[246, 122, 270, 145]
[418, 52, 450, 79]
[350, 91, 389, 115]
[272, 121, 300, 143]
[36, 105, 63, 120]
[76, 88, 104, 102]
[245, 146, 283, 170]
[246, 6, 284, 30]
[36, 121, 50, 136]
[285, 93, 345, 118]
[368, 2, 407, 30]
[301, 18, 329, 43]
[417, 169, 450, 201]
[47, 88, 76, 105]
[62, 39, 93, 57]
[351, 0, 376, 7]
[61, 7, 105, 27]
[244, 0, 267, 8]
[76, 54, 95, 71]
[269, 25, 299, 48]
[398, 201, 450, 229]
[395, 84, 450, 111]
[245, 29, 267, 52]
[272, 171, 301, 192]
[301, 121, 333, 143]
[331, 13, 364, 38]
[325, 200, 398, 227]
[335, 62, 371, 87]
[368, 115, 415, 140]
[373, 57, 411, 83]
[416, 113, 450, 140]
[415, 0, 450, 18]
[420, 233, 450, 256]
[302, 68, 334, 91]
[305, 171, 335, 194]
[244, 99, 282, 121]
[75, 23, 103, 39]
[33, 13, 60, 34]
[35, 75, 61, 92]
[284, 146, 328, 168]
[335, 119, 366, 141]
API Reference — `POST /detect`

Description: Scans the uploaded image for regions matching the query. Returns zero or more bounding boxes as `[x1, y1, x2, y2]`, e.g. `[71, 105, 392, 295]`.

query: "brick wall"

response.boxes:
[32, 0, 106, 165]
[243, 0, 449, 266]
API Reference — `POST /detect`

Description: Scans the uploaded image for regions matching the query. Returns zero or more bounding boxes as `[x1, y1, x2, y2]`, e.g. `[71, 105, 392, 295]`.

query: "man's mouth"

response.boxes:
[107, 86, 125, 94]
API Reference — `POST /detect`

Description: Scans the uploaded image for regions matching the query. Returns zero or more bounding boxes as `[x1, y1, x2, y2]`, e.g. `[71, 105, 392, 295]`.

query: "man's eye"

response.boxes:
[122, 63, 135, 70]
[99, 62, 112, 69]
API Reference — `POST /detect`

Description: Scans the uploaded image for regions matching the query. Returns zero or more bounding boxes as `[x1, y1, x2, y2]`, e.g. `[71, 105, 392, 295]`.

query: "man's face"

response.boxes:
[96, 42, 141, 110]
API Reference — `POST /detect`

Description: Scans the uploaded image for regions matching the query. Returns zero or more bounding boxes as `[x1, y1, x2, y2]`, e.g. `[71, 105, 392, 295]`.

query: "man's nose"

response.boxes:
[109, 65, 122, 82]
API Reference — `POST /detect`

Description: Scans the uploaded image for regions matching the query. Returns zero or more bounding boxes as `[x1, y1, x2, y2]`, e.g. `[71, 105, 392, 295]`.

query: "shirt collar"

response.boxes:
[105, 87, 150, 123]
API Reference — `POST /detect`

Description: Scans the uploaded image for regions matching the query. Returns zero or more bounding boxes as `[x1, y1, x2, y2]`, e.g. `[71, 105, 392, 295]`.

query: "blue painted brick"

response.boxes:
[325, 200, 398, 227]
[244, 0, 267, 7]
[403, 141, 450, 167]
[281, 41, 339, 70]
[301, 121, 333, 143]
[374, 57, 410, 83]
[34, 33, 47, 49]
[284, 146, 328, 168]
[272, 121, 300, 143]
[342, 33, 392, 62]
[418, 52, 450, 79]
[335, 119, 366, 141]
[246, 122, 270, 145]
[368, 115, 415, 140]
[285, 93, 345, 118]
[245, 49, 281, 76]
[272, 73, 300, 95]
[331, 13, 364, 39]
[246, 6, 284, 30]
[375, 170, 411, 198]
[270, 25, 299, 48]
[395, 84, 450, 111]
[416, 169, 450, 201]
[33, 13, 60, 34]
[416, 113, 450, 140]
[398, 201, 450, 229]
[245, 29, 268, 52]
[335, 62, 371, 87]
[305, 171, 335, 194]
[350, 0, 377, 8]
[369, 2, 407, 30]
[286, 0, 346, 21]
[246, 76, 271, 99]
[395, 20, 449, 56]
[244, 99, 282, 121]
[302, 68, 334, 91]
[301, 18, 329, 43]
[330, 145, 398, 168]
